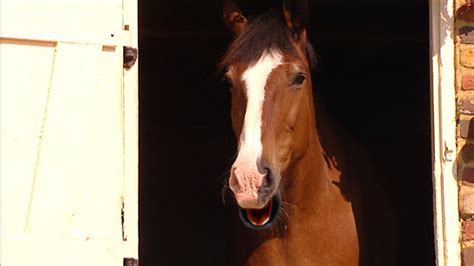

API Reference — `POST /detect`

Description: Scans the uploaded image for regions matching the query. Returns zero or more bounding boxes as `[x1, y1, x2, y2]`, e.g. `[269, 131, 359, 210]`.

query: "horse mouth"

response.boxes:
[238, 194, 281, 231]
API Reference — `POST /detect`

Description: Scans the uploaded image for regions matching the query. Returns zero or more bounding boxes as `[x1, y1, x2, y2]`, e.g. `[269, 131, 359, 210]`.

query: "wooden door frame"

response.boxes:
[430, 0, 461, 265]
[122, 0, 139, 261]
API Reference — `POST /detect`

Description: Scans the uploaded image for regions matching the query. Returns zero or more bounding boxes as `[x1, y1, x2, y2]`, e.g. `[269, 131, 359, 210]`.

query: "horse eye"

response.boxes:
[292, 74, 306, 86]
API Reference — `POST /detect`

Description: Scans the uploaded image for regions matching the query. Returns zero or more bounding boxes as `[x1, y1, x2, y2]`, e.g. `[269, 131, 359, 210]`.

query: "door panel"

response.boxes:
[1, 40, 56, 234]
[1, 0, 138, 264]
[2, 0, 123, 45]
[27, 43, 123, 240]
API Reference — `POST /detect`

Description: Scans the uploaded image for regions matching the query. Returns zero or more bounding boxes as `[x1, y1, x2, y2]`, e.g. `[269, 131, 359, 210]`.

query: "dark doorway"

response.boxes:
[139, 1, 434, 265]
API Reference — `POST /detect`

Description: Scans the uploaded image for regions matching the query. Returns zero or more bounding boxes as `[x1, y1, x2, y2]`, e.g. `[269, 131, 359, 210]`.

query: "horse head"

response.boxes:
[221, 0, 316, 230]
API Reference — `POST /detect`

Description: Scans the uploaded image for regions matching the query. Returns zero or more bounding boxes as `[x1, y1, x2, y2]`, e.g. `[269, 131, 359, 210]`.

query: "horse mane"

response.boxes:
[219, 8, 316, 71]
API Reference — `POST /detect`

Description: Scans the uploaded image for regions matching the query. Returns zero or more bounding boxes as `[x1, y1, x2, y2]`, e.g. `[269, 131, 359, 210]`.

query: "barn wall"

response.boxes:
[456, 1, 474, 265]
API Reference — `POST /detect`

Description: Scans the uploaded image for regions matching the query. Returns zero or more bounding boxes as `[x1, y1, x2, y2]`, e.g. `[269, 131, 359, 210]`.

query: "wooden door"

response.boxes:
[1, 0, 138, 265]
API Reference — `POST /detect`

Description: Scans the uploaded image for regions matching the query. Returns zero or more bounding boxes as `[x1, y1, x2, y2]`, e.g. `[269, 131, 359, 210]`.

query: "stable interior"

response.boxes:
[139, 0, 434, 265]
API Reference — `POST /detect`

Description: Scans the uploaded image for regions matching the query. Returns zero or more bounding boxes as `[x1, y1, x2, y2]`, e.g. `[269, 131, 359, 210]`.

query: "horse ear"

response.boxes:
[283, 0, 310, 38]
[223, 0, 248, 36]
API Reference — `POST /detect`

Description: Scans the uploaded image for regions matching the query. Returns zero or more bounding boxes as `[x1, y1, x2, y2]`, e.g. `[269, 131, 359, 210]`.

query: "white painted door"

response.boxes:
[1, 0, 138, 265]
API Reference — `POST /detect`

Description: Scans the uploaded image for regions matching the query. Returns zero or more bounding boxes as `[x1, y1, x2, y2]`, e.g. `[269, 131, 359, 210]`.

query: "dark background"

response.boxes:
[139, 0, 434, 265]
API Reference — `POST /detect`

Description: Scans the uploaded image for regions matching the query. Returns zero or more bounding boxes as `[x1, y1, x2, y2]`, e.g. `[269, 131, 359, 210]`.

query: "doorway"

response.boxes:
[139, 1, 434, 265]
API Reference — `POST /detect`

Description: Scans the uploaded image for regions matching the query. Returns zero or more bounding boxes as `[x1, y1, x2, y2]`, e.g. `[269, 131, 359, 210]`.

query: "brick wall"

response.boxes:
[457, 1, 474, 265]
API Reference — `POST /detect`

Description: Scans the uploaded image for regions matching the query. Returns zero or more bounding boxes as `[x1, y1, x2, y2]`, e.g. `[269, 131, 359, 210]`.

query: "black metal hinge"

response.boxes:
[123, 258, 139, 266]
[123, 46, 138, 70]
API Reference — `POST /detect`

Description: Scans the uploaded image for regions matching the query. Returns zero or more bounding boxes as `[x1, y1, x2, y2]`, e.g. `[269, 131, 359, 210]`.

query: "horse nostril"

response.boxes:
[257, 167, 275, 203]
[262, 167, 274, 191]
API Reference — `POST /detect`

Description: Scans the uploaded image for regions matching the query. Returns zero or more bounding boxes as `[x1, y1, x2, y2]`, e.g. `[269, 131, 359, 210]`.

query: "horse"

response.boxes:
[219, 1, 398, 265]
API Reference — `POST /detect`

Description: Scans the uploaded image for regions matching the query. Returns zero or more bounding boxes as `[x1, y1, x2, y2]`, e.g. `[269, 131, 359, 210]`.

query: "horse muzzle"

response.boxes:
[230, 161, 281, 230]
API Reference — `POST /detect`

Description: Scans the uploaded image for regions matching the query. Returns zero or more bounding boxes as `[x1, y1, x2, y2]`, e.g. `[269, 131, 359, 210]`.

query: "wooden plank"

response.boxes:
[1, 40, 56, 234]
[26, 42, 124, 240]
[4, 237, 126, 266]
[1, 0, 128, 46]
[122, 0, 139, 260]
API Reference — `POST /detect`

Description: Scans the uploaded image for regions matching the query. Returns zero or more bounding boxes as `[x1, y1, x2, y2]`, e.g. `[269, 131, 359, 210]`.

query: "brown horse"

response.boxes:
[220, 1, 398, 265]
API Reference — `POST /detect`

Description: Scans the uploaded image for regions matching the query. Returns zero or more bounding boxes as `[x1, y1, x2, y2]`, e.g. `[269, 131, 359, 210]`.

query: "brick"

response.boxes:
[463, 246, 474, 266]
[459, 0, 473, 5]
[461, 144, 474, 162]
[460, 99, 474, 115]
[461, 47, 474, 68]
[463, 167, 474, 184]
[463, 220, 474, 240]
[460, 27, 474, 44]
[460, 117, 474, 139]
[457, 1, 474, 22]
[463, 75, 474, 91]
[460, 186, 474, 215]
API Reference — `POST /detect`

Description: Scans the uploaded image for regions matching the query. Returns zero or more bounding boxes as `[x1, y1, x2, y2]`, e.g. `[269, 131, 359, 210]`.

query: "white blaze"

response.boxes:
[236, 51, 283, 179]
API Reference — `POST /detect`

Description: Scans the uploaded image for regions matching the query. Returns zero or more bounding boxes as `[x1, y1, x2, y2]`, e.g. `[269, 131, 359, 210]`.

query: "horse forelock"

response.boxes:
[219, 8, 316, 75]
[220, 9, 296, 71]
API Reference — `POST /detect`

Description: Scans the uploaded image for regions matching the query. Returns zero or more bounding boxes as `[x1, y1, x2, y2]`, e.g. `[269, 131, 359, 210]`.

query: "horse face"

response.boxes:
[226, 49, 311, 228]
[222, 0, 311, 229]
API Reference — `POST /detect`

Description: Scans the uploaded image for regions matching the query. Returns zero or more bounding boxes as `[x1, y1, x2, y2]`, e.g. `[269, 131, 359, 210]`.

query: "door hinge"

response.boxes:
[123, 46, 138, 70]
[123, 258, 139, 266]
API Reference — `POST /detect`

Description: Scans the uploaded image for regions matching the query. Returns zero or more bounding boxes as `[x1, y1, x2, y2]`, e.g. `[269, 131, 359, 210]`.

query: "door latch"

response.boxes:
[124, 46, 138, 70]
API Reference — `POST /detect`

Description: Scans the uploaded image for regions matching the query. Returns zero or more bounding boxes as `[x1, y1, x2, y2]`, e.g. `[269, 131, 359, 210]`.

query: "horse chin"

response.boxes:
[238, 194, 281, 231]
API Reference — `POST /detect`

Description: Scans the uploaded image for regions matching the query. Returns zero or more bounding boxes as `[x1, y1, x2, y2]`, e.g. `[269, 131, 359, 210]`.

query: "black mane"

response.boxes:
[220, 8, 315, 71]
